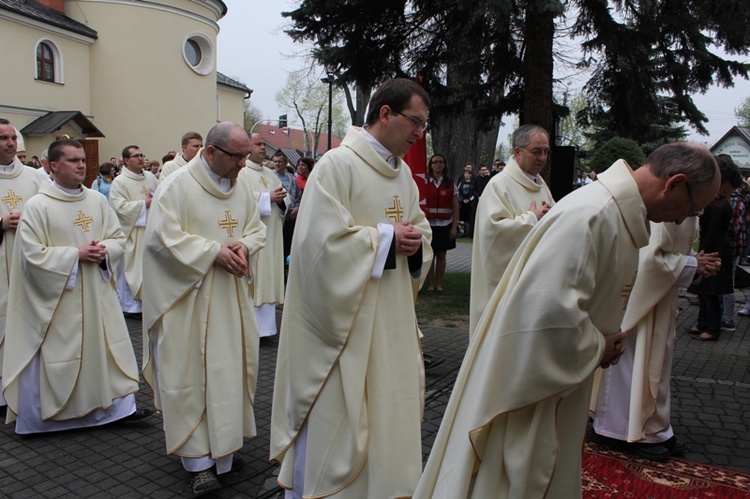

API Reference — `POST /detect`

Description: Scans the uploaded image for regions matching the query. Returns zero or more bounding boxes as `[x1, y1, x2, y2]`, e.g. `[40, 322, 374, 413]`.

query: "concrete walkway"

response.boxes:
[1, 240, 748, 497]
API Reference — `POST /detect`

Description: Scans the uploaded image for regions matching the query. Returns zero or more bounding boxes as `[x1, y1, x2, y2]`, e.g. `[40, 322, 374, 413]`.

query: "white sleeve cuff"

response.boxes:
[371, 223, 394, 279]
[134, 201, 147, 228]
[676, 255, 698, 288]
[258, 192, 272, 217]
[66, 257, 79, 290]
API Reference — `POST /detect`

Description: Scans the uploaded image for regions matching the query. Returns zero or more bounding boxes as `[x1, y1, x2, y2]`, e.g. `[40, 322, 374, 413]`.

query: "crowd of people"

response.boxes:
[0, 76, 746, 499]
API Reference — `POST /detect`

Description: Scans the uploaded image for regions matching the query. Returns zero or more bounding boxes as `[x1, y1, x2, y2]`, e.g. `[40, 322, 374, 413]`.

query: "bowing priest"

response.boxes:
[142, 122, 267, 497]
[413, 142, 720, 499]
[2, 138, 151, 434]
[271, 78, 433, 499]
[241, 132, 288, 338]
[109, 144, 159, 316]
[469, 124, 554, 335]
[589, 219, 720, 460]
[0, 119, 42, 415]
[159, 131, 202, 180]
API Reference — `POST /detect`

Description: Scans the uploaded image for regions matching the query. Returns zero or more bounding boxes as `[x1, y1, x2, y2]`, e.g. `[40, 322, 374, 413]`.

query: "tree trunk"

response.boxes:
[522, 0, 555, 180]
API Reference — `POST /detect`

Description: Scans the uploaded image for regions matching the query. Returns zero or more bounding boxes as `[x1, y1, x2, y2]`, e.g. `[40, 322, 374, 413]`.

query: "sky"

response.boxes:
[216, 1, 750, 148]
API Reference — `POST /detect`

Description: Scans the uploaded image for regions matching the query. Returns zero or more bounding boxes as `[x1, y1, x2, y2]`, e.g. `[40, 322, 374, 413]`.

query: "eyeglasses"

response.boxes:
[685, 182, 703, 217]
[213, 145, 248, 162]
[391, 111, 429, 131]
[521, 147, 551, 158]
[128, 153, 145, 159]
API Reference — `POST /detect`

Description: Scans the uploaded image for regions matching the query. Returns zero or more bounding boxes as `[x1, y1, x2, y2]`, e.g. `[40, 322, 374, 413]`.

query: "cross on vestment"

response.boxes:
[218, 210, 238, 237]
[141, 186, 151, 197]
[259, 177, 269, 188]
[385, 195, 404, 222]
[73, 210, 94, 232]
[2, 189, 22, 209]
[620, 273, 637, 310]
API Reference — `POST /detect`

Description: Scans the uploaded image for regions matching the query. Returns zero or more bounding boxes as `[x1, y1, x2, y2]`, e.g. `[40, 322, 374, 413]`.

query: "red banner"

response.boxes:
[403, 131, 428, 213]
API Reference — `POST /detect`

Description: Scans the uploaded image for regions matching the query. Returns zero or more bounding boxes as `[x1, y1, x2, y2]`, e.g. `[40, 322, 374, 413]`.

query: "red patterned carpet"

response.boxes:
[583, 442, 750, 497]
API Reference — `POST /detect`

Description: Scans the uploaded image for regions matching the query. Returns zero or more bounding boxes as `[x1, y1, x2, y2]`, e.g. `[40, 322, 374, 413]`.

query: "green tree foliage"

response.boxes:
[589, 137, 645, 173]
[283, 0, 750, 177]
[736, 96, 750, 127]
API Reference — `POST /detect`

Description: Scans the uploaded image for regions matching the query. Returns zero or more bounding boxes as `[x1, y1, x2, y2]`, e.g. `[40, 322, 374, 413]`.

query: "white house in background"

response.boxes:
[711, 126, 750, 174]
[0, 0, 251, 185]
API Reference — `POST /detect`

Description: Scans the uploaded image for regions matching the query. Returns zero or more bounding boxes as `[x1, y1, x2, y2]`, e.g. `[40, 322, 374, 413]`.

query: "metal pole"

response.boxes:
[327, 77, 333, 151]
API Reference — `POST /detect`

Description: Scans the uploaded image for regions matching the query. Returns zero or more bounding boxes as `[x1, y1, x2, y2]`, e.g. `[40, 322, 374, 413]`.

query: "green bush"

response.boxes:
[589, 137, 645, 173]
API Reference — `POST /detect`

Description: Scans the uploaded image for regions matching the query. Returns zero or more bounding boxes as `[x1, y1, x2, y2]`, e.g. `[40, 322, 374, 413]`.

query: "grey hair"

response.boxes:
[645, 142, 717, 190]
[512, 124, 549, 149]
[41, 149, 48, 160]
[205, 122, 241, 150]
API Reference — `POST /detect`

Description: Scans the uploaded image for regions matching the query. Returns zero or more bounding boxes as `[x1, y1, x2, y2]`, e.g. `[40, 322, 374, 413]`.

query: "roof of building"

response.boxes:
[21, 110, 105, 137]
[0, 0, 98, 38]
[216, 72, 252, 95]
[255, 123, 342, 159]
[710, 126, 750, 152]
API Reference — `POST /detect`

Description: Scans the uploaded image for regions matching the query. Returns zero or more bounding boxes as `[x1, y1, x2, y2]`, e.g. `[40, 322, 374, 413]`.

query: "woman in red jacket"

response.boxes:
[425, 154, 459, 291]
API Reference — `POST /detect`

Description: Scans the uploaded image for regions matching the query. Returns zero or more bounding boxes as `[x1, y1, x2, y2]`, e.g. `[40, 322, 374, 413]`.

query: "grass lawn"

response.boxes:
[416, 272, 470, 329]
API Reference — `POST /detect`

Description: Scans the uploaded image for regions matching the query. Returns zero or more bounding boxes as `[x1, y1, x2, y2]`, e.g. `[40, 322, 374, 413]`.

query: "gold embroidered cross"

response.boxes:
[2, 189, 22, 209]
[73, 210, 93, 232]
[218, 210, 238, 237]
[141, 186, 151, 197]
[259, 177, 269, 188]
[620, 273, 637, 310]
[385, 195, 404, 222]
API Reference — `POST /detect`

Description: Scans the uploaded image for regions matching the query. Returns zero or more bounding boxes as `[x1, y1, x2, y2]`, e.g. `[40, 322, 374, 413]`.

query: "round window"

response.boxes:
[185, 39, 201, 66]
[182, 34, 214, 75]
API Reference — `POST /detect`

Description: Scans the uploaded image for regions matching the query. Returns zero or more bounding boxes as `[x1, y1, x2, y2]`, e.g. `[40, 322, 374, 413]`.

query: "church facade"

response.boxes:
[0, 0, 250, 183]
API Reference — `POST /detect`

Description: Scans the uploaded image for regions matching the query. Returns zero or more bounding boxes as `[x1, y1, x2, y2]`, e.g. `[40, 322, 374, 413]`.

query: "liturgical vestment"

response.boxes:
[0, 158, 41, 405]
[109, 168, 159, 304]
[469, 155, 554, 335]
[271, 127, 433, 498]
[159, 154, 188, 180]
[593, 219, 697, 443]
[142, 155, 266, 462]
[240, 161, 288, 337]
[2, 182, 140, 431]
[414, 160, 650, 499]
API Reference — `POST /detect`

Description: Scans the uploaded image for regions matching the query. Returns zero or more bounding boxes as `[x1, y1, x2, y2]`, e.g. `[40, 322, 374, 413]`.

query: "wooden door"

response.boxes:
[80, 139, 99, 187]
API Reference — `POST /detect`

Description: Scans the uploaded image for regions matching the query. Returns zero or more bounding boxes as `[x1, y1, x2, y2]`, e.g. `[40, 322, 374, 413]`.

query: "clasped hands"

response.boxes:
[600, 329, 627, 369]
[394, 221, 422, 257]
[79, 240, 108, 264]
[695, 250, 721, 278]
[215, 242, 249, 277]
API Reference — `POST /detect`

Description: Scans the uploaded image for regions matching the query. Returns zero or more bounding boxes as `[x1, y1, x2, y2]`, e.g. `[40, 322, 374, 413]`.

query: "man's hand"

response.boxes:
[270, 187, 287, 203]
[3, 211, 21, 231]
[215, 244, 248, 277]
[79, 240, 108, 264]
[144, 192, 154, 209]
[529, 201, 551, 220]
[695, 250, 721, 278]
[600, 330, 627, 369]
[394, 222, 422, 257]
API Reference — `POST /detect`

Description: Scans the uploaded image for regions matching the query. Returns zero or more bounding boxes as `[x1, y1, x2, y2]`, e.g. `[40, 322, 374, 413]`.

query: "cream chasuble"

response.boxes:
[469, 156, 554, 335]
[593, 219, 696, 443]
[0, 158, 41, 396]
[159, 154, 188, 180]
[2, 183, 139, 423]
[142, 155, 266, 460]
[414, 160, 649, 499]
[240, 162, 287, 306]
[109, 168, 159, 300]
[271, 127, 433, 498]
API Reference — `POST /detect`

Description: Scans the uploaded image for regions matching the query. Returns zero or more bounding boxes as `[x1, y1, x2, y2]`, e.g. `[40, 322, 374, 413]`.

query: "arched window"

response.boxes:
[36, 42, 55, 82]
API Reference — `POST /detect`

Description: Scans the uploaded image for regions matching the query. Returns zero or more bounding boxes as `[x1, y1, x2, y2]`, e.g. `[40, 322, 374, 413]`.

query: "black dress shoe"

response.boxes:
[588, 428, 670, 461]
[662, 436, 687, 456]
[120, 408, 154, 423]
